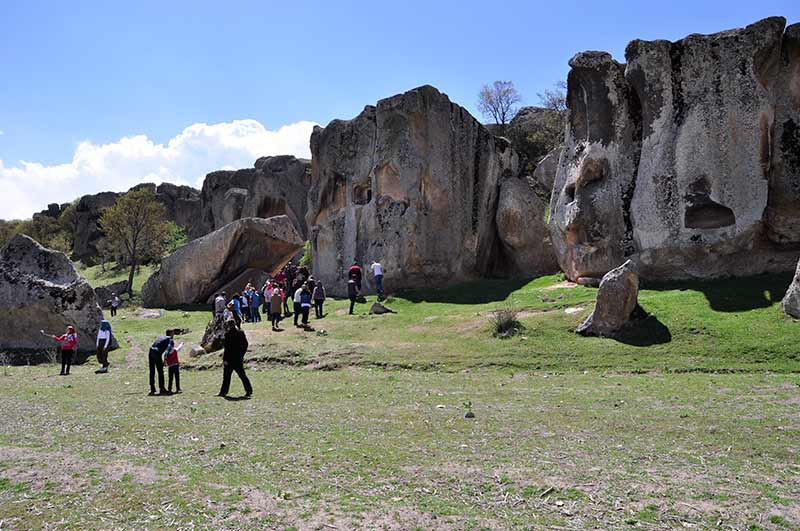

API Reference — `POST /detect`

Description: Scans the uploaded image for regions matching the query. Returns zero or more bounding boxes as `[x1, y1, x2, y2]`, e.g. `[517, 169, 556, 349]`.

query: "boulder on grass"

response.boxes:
[200, 315, 227, 353]
[781, 260, 800, 318]
[369, 302, 396, 315]
[141, 216, 303, 307]
[94, 280, 129, 307]
[576, 260, 641, 337]
[0, 234, 116, 360]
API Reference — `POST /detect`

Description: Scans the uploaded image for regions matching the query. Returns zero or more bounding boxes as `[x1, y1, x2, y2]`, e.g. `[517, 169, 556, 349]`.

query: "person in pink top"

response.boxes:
[165, 342, 184, 394]
[51, 325, 77, 375]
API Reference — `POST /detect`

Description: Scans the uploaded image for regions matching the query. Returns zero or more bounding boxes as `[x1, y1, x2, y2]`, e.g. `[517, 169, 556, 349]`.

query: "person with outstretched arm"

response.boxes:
[48, 326, 77, 376]
[217, 320, 253, 398]
[148, 330, 174, 395]
[95, 320, 112, 373]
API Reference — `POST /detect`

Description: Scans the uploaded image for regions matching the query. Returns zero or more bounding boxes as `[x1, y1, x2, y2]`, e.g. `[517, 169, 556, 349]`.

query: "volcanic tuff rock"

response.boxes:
[576, 259, 640, 337]
[781, 259, 800, 318]
[550, 17, 800, 283]
[141, 216, 303, 307]
[0, 234, 115, 356]
[94, 280, 129, 307]
[195, 155, 311, 239]
[307, 85, 557, 296]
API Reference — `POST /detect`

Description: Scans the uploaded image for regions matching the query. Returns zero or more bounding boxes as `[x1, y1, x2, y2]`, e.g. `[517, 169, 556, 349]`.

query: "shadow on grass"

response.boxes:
[398, 278, 532, 305]
[644, 272, 793, 313]
[613, 315, 673, 346]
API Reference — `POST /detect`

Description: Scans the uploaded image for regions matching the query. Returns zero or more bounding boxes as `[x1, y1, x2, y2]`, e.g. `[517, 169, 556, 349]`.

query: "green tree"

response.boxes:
[99, 187, 168, 293]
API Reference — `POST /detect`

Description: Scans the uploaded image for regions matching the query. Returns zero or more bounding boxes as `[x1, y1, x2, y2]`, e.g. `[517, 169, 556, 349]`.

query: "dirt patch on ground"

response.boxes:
[543, 280, 580, 290]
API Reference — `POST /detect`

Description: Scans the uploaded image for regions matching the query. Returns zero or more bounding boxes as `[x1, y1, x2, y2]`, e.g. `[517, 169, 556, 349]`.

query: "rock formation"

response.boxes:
[0, 234, 116, 358]
[72, 191, 119, 263]
[532, 148, 561, 196]
[576, 259, 641, 336]
[307, 85, 558, 295]
[94, 280, 129, 307]
[550, 17, 800, 283]
[781, 259, 800, 318]
[195, 156, 311, 240]
[141, 216, 303, 307]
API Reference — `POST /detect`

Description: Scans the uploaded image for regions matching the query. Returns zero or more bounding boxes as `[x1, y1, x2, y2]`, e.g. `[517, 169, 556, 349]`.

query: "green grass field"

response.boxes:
[0, 271, 798, 530]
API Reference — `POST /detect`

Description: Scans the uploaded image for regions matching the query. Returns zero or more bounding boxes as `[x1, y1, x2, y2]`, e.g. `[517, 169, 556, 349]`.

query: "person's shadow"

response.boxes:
[223, 395, 251, 401]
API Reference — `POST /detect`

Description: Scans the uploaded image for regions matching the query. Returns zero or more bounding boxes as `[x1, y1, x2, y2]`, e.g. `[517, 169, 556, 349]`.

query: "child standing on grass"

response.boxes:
[166, 341, 183, 394]
[51, 326, 77, 375]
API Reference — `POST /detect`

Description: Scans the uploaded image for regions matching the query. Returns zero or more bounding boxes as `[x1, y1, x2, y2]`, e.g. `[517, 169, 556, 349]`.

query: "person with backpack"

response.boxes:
[95, 320, 112, 373]
[312, 281, 326, 318]
[217, 320, 252, 398]
[51, 325, 77, 376]
[348, 262, 363, 291]
[148, 330, 174, 396]
[299, 283, 312, 326]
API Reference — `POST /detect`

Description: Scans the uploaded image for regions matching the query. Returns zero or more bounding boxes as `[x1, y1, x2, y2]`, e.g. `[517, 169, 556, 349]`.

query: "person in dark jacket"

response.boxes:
[148, 330, 174, 395]
[347, 278, 358, 315]
[348, 262, 363, 291]
[217, 320, 252, 398]
[299, 283, 312, 326]
[312, 281, 326, 318]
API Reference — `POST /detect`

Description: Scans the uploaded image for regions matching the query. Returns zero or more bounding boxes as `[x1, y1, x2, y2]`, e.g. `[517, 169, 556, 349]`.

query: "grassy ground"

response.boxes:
[0, 272, 798, 529]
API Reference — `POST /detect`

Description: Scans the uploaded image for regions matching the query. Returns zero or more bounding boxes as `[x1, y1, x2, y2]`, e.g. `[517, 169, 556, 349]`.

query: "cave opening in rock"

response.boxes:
[353, 184, 372, 205]
[684, 201, 736, 229]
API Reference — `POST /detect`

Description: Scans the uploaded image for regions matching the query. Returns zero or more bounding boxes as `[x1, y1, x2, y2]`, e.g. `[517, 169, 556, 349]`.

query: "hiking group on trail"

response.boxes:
[47, 259, 388, 399]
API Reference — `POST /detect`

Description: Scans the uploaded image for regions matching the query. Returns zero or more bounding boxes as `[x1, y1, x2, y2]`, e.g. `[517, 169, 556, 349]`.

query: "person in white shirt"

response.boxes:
[293, 285, 303, 327]
[110, 293, 121, 317]
[370, 260, 385, 299]
[95, 320, 112, 373]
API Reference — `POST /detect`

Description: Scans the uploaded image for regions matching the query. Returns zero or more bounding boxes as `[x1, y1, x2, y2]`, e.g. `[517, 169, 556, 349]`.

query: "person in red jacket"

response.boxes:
[348, 261, 363, 291]
[51, 325, 77, 375]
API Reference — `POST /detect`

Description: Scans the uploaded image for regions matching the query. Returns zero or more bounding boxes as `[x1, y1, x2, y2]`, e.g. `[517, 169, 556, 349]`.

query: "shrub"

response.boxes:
[490, 306, 523, 338]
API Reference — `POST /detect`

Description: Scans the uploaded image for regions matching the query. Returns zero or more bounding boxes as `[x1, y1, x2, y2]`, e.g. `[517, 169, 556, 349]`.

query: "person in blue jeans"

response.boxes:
[370, 260, 385, 299]
[249, 288, 261, 323]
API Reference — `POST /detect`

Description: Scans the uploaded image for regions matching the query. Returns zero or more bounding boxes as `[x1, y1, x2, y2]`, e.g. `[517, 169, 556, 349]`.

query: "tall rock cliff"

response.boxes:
[307, 85, 557, 296]
[550, 17, 800, 282]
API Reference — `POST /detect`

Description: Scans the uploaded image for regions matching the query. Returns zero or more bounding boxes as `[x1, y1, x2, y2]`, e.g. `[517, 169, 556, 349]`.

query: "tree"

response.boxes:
[537, 81, 567, 113]
[477, 81, 522, 130]
[99, 187, 168, 293]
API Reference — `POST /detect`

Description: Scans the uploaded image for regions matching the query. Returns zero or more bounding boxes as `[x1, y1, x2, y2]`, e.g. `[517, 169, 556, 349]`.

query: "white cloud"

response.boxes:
[0, 119, 317, 220]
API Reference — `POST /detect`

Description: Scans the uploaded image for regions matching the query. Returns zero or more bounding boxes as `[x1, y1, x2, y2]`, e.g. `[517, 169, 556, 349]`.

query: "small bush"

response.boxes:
[490, 306, 523, 338]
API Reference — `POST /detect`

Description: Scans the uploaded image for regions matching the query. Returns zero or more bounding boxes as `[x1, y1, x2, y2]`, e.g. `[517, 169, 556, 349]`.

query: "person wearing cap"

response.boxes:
[52, 325, 77, 376]
[95, 320, 112, 373]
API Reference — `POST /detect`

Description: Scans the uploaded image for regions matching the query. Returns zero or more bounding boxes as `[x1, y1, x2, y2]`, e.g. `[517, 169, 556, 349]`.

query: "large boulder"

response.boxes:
[550, 17, 800, 283]
[195, 156, 311, 240]
[495, 177, 559, 276]
[532, 148, 561, 196]
[781, 260, 800, 318]
[307, 85, 554, 296]
[141, 216, 303, 307]
[576, 260, 640, 336]
[94, 280, 129, 307]
[0, 234, 116, 359]
[72, 191, 119, 263]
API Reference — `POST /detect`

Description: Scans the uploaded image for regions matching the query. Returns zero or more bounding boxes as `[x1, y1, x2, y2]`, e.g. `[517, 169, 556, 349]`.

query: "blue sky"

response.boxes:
[0, 0, 797, 218]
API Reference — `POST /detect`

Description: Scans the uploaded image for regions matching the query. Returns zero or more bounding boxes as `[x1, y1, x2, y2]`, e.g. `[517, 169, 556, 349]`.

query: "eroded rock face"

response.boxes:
[94, 280, 129, 307]
[141, 216, 303, 307]
[0, 234, 115, 357]
[781, 259, 800, 318]
[308, 85, 553, 295]
[195, 156, 311, 240]
[73, 192, 119, 263]
[550, 17, 800, 282]
[576, 259, 640, 336]
[532, 148, 562, 196]
[496, 177, 559, 276]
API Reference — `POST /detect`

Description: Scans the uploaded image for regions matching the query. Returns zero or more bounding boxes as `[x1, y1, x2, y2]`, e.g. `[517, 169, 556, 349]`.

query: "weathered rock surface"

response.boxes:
[308, 85, 556, 295]
[369, 302, 396, 315]
[532, 148, 561, 196]
[0, 234, 115, 357]
[72, 191, 119, 263]
[577, 260, 640, 336]
[495, 177, 559, 275]
[550, 17, 800, 283]
[200, 316, 227, 353]
[141, 216, 303, 307]
[195, 156, 311, 239]
[781, 259, 800, 318]
[94, 280, 129, 307]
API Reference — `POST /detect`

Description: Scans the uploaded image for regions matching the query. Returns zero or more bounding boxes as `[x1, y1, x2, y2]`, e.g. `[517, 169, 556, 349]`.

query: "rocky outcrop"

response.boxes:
[73, 192, 119, 263]
[781, 259, 800, 318]
[0, 234, 116, 358]
[141, 216, 303, 307]
[550, 17, 800, 283]
[200, 315, 227, 353]
[576, 260, 640, 336]
[195, 156, 311, 240]
[94, 280, 129, 307]
[307, 85, 556, 295]
[495, 177, 559, 275]
[532, 148, 561, 196]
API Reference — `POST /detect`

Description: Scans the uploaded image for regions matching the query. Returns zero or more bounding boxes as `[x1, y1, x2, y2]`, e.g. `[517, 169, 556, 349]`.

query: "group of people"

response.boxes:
[46, 258, 388, 398]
